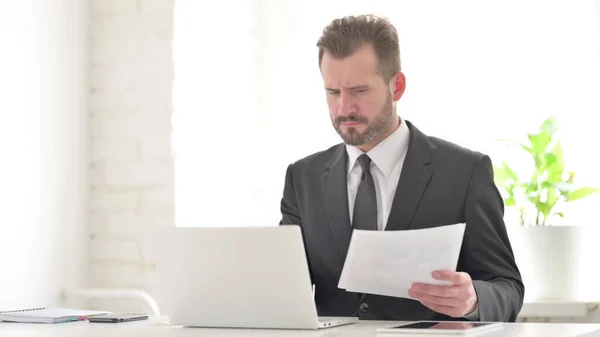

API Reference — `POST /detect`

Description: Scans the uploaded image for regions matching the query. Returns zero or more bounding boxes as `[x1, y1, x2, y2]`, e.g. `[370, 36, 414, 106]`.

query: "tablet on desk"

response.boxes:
[376, 321, 503, 335]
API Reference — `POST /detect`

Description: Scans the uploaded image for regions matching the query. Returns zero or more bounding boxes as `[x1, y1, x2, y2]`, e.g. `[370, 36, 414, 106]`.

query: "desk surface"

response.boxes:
[1, 317, 599, 337]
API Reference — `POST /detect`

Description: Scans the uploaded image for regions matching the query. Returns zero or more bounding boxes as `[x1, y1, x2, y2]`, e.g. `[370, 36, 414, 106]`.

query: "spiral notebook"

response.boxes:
[0, 307, 110, 324]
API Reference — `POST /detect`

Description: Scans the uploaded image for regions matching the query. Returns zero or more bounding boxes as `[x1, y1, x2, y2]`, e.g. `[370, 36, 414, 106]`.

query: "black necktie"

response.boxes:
[352, 154, 378, 231]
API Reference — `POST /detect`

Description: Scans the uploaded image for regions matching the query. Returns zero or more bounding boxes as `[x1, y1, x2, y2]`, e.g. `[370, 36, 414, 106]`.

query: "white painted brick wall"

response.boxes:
[89, 0, 175, 314]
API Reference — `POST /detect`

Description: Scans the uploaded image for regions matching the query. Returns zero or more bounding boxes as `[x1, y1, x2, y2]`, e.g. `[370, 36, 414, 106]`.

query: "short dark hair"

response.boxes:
[317, 14, 401, 81]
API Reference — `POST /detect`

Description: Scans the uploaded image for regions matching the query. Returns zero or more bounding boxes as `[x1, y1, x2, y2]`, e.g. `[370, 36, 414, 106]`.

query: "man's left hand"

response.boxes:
[409, 270, 478, 318]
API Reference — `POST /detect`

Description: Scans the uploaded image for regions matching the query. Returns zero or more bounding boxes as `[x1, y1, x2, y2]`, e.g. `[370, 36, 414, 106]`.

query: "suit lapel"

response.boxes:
[321, 145, 353, 264]
[385, 121, 433, 231]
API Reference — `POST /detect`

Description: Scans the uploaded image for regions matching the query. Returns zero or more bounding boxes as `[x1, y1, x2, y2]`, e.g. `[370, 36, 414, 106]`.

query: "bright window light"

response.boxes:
[172, 1, 599, 228]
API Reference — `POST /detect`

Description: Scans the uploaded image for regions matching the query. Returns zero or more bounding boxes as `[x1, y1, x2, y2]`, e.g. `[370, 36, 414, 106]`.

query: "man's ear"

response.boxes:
[391, 71, 406, 101]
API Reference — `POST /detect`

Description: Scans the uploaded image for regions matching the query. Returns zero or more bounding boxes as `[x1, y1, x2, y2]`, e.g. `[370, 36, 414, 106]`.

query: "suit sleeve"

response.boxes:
[462, 155, 524, 322]
[280, 163, 302, 226]
[279, 164, 315, 284]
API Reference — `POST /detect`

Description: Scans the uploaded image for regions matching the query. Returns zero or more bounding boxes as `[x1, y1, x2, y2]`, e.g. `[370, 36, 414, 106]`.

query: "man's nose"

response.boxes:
[337, 92, 354, 116]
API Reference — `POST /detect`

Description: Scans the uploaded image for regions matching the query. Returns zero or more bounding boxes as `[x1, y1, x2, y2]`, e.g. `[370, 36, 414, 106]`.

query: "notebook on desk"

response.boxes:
[0, 307, 110, 324]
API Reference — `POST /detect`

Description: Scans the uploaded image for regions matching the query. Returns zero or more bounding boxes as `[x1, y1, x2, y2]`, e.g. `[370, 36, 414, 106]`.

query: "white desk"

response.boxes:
[1, 317, 599, 337]
[519, 300, 600, 321]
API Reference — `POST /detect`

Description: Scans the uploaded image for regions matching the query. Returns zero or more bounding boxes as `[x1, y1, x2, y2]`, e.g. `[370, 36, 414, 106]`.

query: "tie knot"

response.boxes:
[357, 154, 372, 173]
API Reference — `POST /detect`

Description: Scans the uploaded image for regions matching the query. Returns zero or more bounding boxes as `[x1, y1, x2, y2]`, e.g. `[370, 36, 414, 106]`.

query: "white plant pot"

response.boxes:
[507, 225, 595, 302]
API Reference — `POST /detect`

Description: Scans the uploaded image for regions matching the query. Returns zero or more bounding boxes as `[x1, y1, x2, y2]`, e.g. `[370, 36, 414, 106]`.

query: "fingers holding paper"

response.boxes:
[409, 270, 478, 318]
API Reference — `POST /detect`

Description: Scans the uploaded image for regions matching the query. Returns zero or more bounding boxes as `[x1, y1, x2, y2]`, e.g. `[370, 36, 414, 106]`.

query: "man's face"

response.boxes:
[320, 44, 403, 147]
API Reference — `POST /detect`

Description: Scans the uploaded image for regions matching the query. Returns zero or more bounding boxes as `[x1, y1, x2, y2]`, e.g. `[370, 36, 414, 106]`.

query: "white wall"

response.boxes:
[0, 0, 89, 310]
[597, 0, 600, 94]
[88, 0, 175, 313]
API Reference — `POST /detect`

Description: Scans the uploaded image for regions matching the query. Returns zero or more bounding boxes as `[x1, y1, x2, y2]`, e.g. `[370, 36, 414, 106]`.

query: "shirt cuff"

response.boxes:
[463, 302, 480, 320]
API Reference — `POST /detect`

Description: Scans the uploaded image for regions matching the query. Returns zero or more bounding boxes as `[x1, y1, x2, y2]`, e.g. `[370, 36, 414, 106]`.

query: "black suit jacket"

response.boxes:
[279, 120, 524, 322]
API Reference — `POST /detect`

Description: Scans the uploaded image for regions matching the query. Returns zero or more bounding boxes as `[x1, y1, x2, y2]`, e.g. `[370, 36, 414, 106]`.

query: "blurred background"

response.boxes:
[0, 0, 599, 323]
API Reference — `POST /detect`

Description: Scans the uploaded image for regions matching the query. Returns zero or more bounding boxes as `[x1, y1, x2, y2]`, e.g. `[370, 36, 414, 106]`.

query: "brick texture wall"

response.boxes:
[89, 0, 175, 313]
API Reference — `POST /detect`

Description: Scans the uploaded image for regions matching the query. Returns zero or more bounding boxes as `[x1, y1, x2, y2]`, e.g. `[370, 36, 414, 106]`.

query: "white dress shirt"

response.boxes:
[346, 120, 410, 230]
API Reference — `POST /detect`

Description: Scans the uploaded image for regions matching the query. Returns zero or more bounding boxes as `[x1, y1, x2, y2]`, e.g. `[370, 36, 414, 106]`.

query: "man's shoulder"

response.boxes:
[420, 134, 493, 192]
[288, 143, 344, 171]
[426, 134, 487, 168]
[407, 120, 486, 165]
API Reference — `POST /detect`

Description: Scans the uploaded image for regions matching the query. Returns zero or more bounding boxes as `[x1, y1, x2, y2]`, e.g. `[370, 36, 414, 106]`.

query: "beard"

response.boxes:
[332, 93, 394, 146]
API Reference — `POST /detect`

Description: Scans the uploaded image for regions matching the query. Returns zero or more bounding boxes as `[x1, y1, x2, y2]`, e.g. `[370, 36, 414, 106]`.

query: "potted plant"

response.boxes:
[493, 115, 600, 301]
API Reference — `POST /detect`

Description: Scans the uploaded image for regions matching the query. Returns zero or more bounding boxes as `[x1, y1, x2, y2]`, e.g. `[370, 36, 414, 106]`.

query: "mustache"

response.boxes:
[335, 116, 368, 125]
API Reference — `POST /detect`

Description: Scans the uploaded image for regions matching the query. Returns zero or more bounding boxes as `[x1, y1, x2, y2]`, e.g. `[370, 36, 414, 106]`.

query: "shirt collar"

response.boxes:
[346, 119, 410, 178]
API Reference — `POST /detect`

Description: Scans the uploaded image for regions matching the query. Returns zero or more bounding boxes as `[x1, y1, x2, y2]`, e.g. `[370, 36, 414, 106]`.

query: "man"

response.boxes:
[279, 14, 524, 322]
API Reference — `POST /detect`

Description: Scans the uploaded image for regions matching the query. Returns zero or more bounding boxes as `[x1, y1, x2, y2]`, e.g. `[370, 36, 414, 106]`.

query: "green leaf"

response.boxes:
[494, 162, 518, 182]
[553, 182, 574, 193]
[549, 141, 564, 168]
[545, 189, 559, 212]
[565, 187, 600, 202]
[502, 162, 518, 181]
[546, 142, 564, 182]
[525, 181, 540, 194]
[540, 115, 559, 135]
[525, 117, 558, 170]
[526, 193, 539, 207]
[528, 132, 552, 154]
[536, 201, 551, 216]
[544, 152, 557, 168]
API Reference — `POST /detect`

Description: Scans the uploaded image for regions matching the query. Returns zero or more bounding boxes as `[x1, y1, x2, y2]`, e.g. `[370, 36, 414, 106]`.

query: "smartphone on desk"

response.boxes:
[88, 313, 148, 323]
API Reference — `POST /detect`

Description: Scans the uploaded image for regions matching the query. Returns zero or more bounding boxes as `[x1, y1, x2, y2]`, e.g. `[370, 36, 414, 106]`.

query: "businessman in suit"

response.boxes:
[279, 14, 524, 322]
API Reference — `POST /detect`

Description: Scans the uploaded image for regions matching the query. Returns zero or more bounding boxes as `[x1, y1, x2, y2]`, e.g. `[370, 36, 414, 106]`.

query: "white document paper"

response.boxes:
[338, 223, 466, 299]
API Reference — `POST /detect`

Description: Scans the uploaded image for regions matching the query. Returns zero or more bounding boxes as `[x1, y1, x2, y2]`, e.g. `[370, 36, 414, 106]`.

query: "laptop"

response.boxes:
[151, 225, 358, 330]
